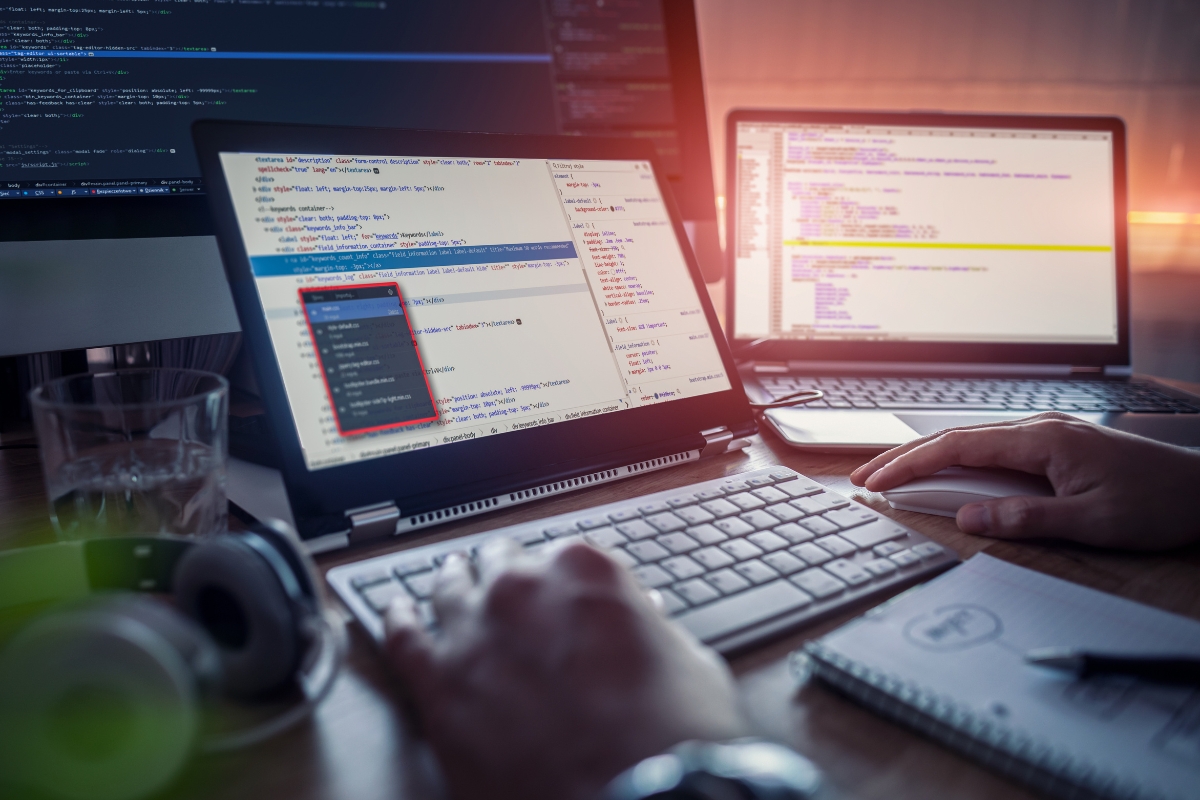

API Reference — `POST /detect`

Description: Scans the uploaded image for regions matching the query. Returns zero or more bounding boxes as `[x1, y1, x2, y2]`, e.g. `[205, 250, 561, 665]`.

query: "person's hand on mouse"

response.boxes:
[382, 538, 750, 800]
[851, 412, 1200, 550]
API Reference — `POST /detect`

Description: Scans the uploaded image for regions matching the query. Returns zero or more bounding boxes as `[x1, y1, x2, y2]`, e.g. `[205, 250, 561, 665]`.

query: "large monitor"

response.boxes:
[0, 0, 722, 358]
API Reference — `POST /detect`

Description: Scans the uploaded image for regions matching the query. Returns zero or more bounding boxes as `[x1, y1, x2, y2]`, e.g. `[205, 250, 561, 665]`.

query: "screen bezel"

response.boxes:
[194, 121, 754, 537]
[724, 109, 1130, 368]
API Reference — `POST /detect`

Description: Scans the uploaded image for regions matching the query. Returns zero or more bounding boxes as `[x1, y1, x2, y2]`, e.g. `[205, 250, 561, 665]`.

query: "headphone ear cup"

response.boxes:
[0, 597, 204, 800]
[174, 537, 300, 699]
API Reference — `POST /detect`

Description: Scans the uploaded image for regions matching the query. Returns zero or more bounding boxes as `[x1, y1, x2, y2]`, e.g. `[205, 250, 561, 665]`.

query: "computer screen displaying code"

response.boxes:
[732, 121, 1120, 346]
[1, 0, 687, 199]
[219, 150, 730, 471]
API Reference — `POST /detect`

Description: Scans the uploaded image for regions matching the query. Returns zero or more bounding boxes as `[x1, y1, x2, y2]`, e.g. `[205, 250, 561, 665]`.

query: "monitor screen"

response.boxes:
[0, 0, 712, 216]
[731, 121, 1120, 346]
[217, 150, 731, 471]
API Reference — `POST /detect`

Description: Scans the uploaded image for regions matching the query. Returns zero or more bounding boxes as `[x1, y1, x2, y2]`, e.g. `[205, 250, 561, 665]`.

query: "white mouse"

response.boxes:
[880, 466, 1055, 518]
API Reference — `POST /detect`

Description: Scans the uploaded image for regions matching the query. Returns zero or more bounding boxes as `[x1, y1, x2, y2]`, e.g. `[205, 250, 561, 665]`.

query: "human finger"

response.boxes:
[475, 536, 524, 586]
[383, 595, 438, 696]
[431, 551, 476, 626]
[850, 416, 1036, 486]
[956, 492, 1096, 542]
[862, 424, 1054, 492]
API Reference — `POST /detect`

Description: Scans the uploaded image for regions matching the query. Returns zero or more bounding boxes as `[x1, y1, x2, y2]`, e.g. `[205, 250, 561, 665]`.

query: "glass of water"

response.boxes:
[30, 368, 228, 539]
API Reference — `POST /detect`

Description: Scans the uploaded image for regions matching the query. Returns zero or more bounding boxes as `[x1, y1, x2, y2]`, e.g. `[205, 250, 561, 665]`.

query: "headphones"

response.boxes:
[0, 522, 343, 800]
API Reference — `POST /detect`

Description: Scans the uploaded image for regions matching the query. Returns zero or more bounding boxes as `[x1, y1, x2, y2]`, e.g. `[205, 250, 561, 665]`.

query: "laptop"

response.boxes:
[192, 121, 756, 553]
[725, 109, 1200, 451]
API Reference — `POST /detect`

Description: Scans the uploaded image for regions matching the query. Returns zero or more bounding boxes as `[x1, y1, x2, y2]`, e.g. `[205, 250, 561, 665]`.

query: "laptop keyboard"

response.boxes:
[753, 376, 1199, 413]
[327, 466, 958, 653]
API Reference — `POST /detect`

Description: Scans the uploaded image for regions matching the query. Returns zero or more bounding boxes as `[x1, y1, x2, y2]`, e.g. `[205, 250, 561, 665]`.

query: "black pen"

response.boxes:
[1026, 647, 1200, 686]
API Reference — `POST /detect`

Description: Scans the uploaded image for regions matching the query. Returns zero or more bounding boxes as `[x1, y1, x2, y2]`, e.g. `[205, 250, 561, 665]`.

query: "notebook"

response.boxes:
[799, 554, 1200, 800]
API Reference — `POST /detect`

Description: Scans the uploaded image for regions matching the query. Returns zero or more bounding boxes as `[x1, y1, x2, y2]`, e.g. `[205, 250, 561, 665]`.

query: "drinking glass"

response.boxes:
[30, 369, 228, 539]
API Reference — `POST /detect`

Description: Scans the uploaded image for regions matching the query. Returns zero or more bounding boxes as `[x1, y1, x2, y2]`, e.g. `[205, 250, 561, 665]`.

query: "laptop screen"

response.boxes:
[731, 121, 1119, 346]
[218, 153, 731, 471]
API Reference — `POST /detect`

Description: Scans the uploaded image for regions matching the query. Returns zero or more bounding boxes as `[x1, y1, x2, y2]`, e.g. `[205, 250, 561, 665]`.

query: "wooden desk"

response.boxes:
[2, 425, 1199, 800]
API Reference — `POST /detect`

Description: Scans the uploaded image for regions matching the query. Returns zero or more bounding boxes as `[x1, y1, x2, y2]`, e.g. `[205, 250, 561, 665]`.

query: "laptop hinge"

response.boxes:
[347, 502, 400, 545]
[699, 426, 734, 459]
[1103, 365, 1133, 377]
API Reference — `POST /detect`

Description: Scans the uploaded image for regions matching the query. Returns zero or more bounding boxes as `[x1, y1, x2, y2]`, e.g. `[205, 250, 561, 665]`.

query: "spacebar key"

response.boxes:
[676, 580, 812, 642]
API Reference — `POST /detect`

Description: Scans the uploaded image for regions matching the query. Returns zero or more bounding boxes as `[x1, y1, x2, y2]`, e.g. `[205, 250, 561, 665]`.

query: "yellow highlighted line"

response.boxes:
[783, 240, 1112, 252]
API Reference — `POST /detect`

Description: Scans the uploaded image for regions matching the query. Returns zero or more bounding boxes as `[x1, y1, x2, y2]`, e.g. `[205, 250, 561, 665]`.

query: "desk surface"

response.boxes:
[2, 421, 1199, 800]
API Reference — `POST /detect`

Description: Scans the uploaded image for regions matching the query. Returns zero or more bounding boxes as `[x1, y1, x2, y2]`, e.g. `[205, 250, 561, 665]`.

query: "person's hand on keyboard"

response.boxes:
[850, 412, 1200, 550]
[382, 537, 749, 800]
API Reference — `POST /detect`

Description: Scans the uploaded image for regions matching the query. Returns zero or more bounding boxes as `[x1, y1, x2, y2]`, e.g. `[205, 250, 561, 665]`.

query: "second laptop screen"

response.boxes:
[732, 121, 1120, 345]
[220, 153, 730, 471]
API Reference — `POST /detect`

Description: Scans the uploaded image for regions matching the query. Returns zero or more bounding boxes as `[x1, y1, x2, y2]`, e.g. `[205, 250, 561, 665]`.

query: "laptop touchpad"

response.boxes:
[765, 409, 920, 448]
[895, 412, 1028, 437]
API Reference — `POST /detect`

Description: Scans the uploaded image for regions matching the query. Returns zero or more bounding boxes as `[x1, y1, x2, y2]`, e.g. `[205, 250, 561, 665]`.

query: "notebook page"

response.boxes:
[817, 554, 1200, 798]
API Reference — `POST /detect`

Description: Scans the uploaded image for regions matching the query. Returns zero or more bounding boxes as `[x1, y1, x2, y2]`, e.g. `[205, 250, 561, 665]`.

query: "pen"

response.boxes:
[1025, 647, 1200, 686]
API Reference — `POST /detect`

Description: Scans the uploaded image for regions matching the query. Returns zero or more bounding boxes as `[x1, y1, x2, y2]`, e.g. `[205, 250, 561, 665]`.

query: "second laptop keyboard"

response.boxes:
[327, 466, 958, 653]
[752, 376, 1199, 413]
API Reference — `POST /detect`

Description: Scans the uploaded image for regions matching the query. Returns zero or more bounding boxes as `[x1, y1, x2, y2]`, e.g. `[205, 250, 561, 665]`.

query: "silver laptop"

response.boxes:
[724, 109, 1200, 451]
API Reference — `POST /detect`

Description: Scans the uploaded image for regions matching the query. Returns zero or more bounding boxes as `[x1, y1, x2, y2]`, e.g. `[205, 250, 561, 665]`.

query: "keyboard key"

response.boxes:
[739, 510, 780, 530]
[713, 517, 755, 537]
[676, 580, 813, 641]
[889, 549, 921, 567]
[577, 516, 611, 530]
[733, 559, 780, 585]
[814, 534, 857, 557]
[607, 548, 638, 569]
[607, 508, 641, 523]
[393, 557, 435, 577]
[700, 499, 740, 517]
[862, 558, 898, 577]
[746, 530, 789, 552]
[632, 564, 674, 589]
[584, 527, 628, 549]
[705, 568, 752, 595]
[646, 512, 688, 533]
[719, 538, 765, 561]
[404, 570, 437, 600]
[673, 579, 721, 607]
[762, 551, 806, 576]
[686, 524, 727, 545]
[790, 568, 846, 599]
[692, 546, 735, 570]
[824, 506, 879, 529]
[750, 486, 789, 504]
[791, 492, 850, 515]
[674, 505, 715, 525]
[627, 540, 671, 562]
[661, 555, 706, 581]
[873, 541, 904, 557]
[840, 520, 910, 549]
[775, 478, 823, 498]
[768, 469, 798, 481]
[726, 492, 766, 511]
[913, 542, 946, 559]
[721, 480, 751, 493]
[512, 530, 546, 547]
[657, 532, 701, 554]
[696, 489, 726, 501]
[360, 580, 408, 613]
[824, 559, 870, 587]
[746, 476, 775, 488]
[543, 524, 578, 538]
[764, 503, 803, 522]
[637, 501, 671, 515]
[657, 588, 689, 615]
[351, 569, 390, 590]
[790, 542, 833, 566]
[616, 519, 659, 540]
[773, 523, 814, 544]
[667, 494, 698, 508]
[801, 515, 840, 534]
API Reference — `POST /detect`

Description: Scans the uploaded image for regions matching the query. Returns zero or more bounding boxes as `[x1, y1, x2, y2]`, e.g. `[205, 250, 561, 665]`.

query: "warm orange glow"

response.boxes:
[1129, 211, 1200, 226]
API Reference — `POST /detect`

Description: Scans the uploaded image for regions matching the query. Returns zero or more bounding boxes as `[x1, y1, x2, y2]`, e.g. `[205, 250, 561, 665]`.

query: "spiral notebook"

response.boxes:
[801, 554, 1200, 800]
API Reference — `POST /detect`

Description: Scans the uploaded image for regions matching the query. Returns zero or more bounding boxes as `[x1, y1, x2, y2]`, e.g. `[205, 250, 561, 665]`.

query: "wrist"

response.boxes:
[605, 738, 822, 800]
